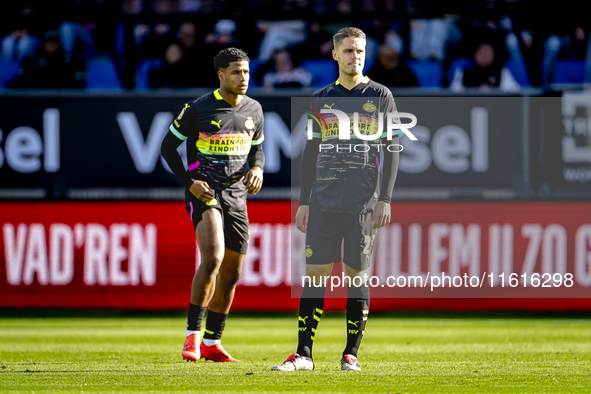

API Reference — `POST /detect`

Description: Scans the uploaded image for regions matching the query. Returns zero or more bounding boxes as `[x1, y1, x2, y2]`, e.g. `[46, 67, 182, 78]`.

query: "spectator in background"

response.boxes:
[262, 49, 312, 88]
[560, 24, 590, 60]
[141, 23, 174, 60]
[450, 42, 519, 91]
[59, 20, 96, 59]
[257, 20, 306, 62]
[463, 43, 502, 87]
[368, 45, 418, 87]
[559, 24, 591, 82]
[148, 40, 198, 88]
[205, 19, 241, 51]
[383, 28, 403, 56]
[409, 18, 459, 61]
[542, 23, 591, 84]
[199, 19, 241, 87]
[506, 29, 543, 86]
[178, 21, 198, 58]
[1, 27, 39, 62]
[177, 21, 201, 77]
[290, 22, 333, 62]
[9, 30, 85, 89]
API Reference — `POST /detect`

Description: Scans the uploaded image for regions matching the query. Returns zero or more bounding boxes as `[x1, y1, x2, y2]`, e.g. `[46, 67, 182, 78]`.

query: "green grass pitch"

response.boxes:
[1, 311, 590, 393]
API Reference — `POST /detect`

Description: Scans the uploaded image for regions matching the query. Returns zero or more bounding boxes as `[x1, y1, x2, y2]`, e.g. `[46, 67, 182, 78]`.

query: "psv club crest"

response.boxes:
[245, 117, 255, 130]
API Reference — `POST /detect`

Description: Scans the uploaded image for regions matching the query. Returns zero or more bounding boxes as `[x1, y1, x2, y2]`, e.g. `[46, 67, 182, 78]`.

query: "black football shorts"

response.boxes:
[184, 182, 249, 254]
[305, 193, 376, 271]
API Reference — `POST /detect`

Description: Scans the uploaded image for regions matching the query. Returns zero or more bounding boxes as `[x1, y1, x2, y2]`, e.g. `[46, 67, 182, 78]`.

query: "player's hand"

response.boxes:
[371, 201, 391, 230]
[189, 180, 215, 203]
[295, 205, 309, 234]
[243, 166, 263, 195]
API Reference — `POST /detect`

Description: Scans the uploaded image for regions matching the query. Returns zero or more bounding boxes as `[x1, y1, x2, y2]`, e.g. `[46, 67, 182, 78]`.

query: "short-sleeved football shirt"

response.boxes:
[169, 89, 264, 190]
[308, 77, 402, 213]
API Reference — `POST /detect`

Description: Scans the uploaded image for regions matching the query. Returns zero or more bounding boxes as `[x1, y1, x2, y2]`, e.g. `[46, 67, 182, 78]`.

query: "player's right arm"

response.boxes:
[160, 103, 215, 202]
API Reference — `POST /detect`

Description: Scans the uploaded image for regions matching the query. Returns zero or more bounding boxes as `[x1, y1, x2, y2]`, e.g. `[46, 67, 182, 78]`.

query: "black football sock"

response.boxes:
[343, 283, 369, 358]
[296, 282, 326, 359]
[187, 303, 207, 332]
[203, 310, 228, 341]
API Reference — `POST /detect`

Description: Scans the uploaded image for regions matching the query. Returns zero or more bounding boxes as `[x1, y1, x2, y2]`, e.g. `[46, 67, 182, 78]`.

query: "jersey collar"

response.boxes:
[335, 76, 369, 86]
[213, 88, 245, 108]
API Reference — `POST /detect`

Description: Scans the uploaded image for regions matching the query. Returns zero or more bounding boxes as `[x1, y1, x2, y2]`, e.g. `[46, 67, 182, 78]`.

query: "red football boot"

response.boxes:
[182, 333, 200, 362]
[200, 342, 243, 363]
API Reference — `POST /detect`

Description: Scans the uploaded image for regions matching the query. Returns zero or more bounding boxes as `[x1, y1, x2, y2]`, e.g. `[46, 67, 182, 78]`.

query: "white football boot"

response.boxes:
[341, 354, 361, 371]
[271, 353, 314, 371]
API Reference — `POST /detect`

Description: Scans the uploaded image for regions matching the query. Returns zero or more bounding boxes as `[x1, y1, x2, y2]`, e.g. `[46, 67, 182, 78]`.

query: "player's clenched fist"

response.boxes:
[243, 166, 263, 195]
[189, 180, 215, 203]
[295, 205, 309, 234]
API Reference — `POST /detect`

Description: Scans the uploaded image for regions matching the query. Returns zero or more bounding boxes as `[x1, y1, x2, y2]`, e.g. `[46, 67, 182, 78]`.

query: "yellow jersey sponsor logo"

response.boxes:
[324, 103, 335, 109]
[320, 115, 380, 141]
[305, 247, 313, 258]
[196, 133, 253, 155]
[211, 120, 222, 129]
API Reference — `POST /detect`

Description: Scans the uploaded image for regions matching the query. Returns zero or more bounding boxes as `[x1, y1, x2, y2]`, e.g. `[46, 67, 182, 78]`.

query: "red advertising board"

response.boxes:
[1, 201, 590, 311]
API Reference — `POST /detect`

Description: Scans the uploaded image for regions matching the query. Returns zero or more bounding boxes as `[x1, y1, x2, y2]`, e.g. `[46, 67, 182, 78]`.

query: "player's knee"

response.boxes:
[200, 255, 223, 276]
[222, 268, 241, 288]
[349, 283, 370, 298]
[305, 264, 332, 278]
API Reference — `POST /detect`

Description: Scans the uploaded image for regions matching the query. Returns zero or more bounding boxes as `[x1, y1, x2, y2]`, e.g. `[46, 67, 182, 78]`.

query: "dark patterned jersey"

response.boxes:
[308, 77, 402, 213]
[168, 89, 264, 190]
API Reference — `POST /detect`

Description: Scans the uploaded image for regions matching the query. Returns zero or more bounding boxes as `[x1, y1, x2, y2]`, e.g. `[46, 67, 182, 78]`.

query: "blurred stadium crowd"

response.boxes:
[0, 0, 589, 91]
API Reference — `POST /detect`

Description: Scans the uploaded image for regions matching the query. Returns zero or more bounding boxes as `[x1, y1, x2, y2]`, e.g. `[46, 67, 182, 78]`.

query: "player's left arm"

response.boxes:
[373, 136, 399, 229]
[244, 107, 265, 195]
[373, 92, 400, 229]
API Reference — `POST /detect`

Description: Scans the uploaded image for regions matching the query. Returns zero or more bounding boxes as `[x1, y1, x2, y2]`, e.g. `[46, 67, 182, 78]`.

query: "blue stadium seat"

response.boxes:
[448, 58, 472, 82]
[135, 59, 162, 90]
[554, 60, 585, 83]
[407, 60, 442, 87]
[504, 60, 531, 87]
[0, 61, 19, 88]
[86, 57, 123, 90]
[301, 59, 338, 88]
